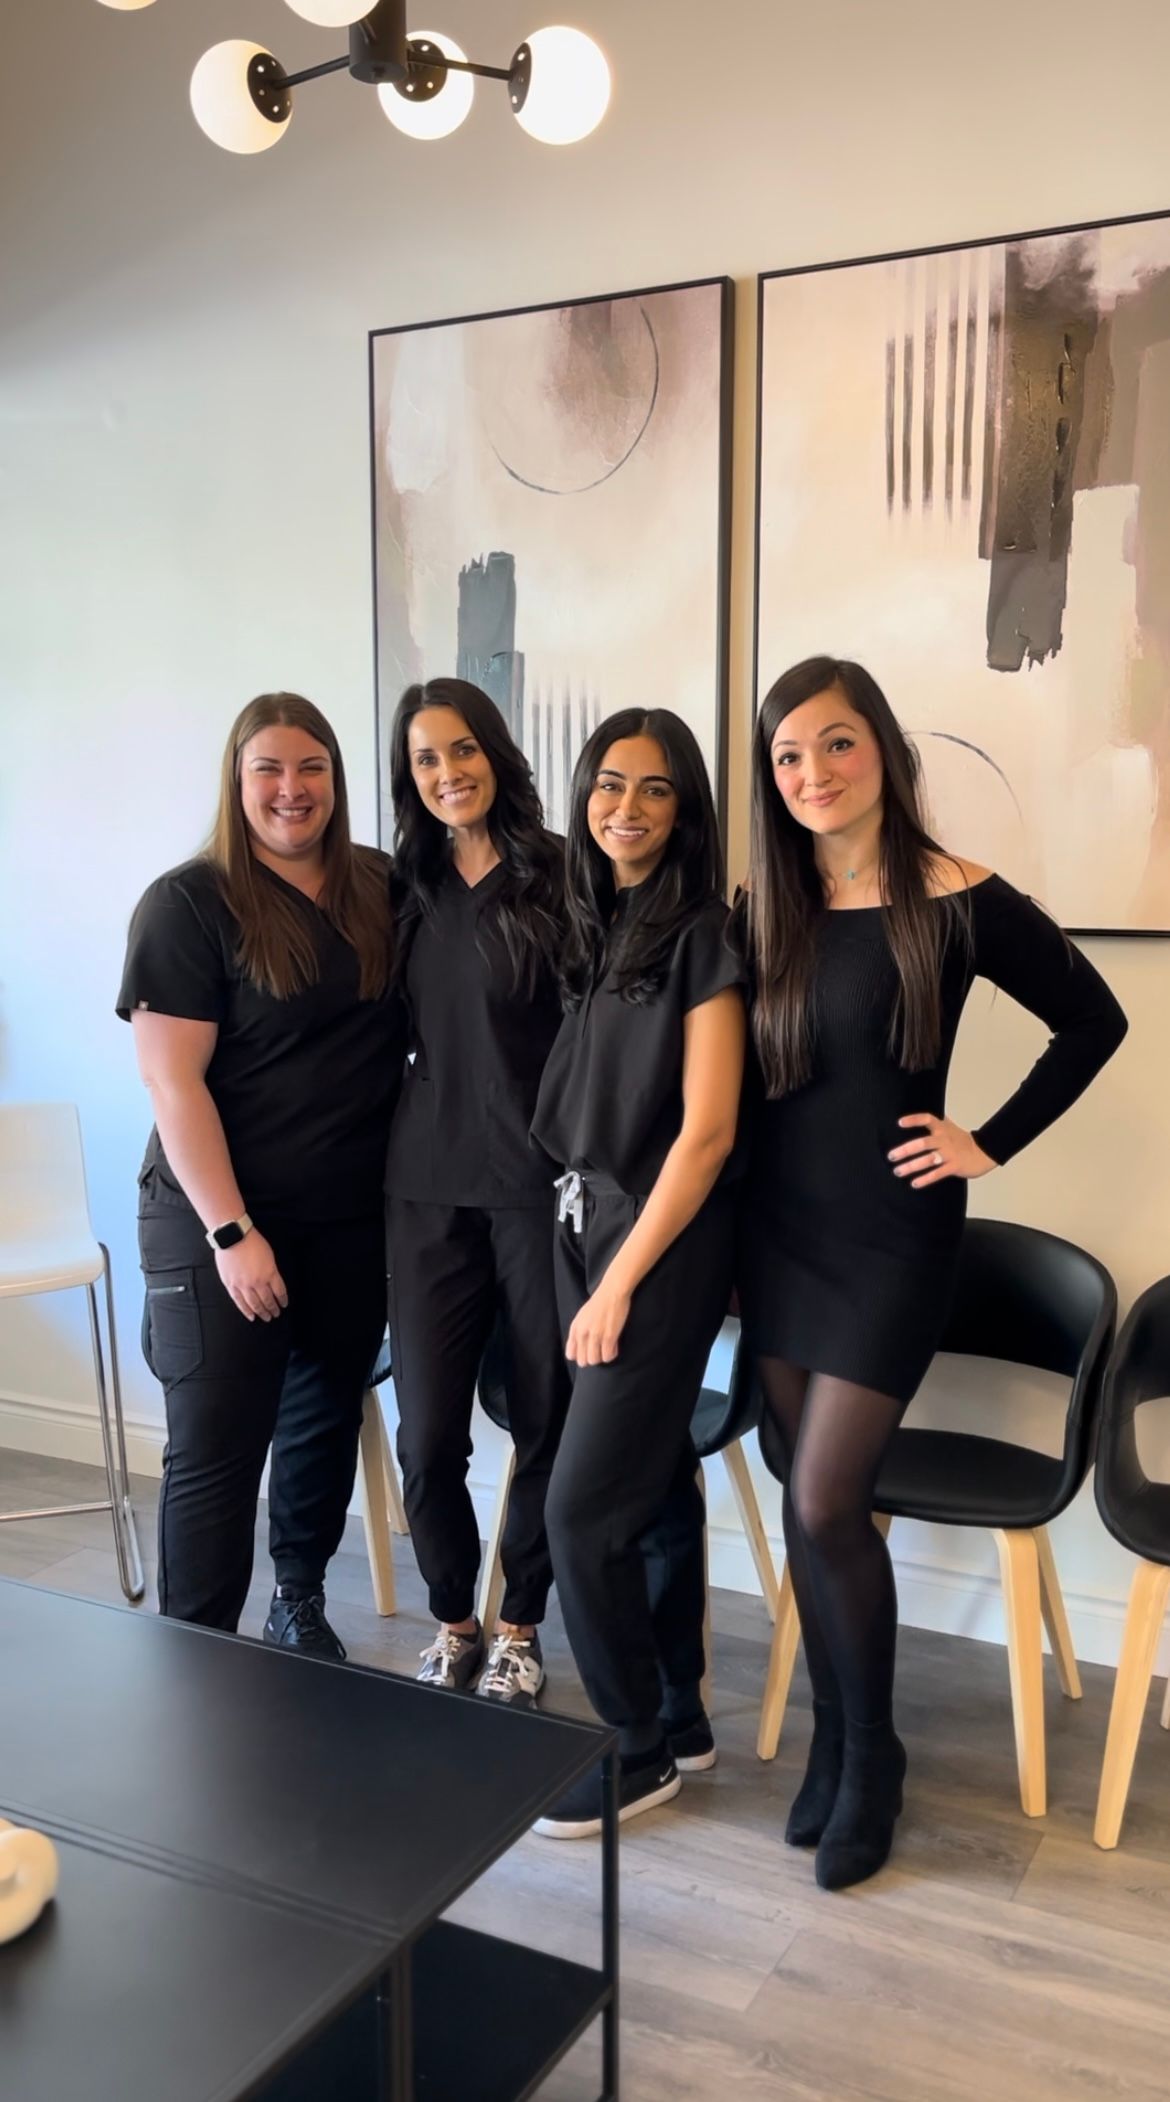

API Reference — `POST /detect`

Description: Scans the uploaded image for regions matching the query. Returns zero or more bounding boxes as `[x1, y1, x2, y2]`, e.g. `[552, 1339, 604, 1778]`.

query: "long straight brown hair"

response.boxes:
[206, 692, 393, 1001]
[747, 656, 967, 1096]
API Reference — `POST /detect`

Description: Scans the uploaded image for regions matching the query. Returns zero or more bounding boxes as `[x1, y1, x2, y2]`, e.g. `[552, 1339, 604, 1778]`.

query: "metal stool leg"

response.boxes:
[89, 1255, 145, 1603]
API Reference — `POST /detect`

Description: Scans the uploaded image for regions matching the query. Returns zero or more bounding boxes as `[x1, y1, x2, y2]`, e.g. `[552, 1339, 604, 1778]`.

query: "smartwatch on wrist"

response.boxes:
[206, 1214, 253, 1251]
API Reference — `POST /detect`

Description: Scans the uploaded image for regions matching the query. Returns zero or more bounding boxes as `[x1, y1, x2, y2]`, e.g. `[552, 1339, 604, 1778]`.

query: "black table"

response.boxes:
[0, 1581, 618, 2100]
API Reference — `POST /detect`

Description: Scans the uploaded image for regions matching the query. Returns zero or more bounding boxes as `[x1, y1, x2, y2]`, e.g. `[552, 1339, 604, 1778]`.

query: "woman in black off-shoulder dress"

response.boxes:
[737, 655, 1127, 1892]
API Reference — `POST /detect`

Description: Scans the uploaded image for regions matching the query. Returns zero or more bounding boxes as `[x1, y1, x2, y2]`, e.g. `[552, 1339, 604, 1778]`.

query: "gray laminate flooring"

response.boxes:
[3, 1448, 1169, 2099]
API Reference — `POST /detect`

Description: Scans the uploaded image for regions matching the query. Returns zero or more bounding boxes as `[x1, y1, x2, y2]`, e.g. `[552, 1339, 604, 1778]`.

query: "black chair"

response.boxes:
[748, 1218, 1116, 1816]
[475, 1312, 781, 1687]
[1092, 1276, 1170, 1848]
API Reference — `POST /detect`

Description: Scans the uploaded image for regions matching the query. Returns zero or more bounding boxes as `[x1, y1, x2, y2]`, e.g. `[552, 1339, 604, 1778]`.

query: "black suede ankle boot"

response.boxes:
[814, 1721, 906, 1890]
[785, 1699, 845, 1847]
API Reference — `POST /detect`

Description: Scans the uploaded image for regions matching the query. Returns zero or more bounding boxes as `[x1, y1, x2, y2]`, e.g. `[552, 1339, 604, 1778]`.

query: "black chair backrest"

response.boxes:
[941, 1219, 1115, 1502]
[691, 1320, 761, 1459]
[476, 1314, 511, 1434]
[1095, 1275, 1170, 1531]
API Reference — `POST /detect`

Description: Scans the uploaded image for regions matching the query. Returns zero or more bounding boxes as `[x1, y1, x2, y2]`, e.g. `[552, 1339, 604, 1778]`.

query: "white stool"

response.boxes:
[0, 1102, 144, 1602]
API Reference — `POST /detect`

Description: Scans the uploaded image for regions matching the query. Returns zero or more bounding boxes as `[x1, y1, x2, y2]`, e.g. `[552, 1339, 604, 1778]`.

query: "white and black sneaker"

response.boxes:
[534, 1748, 681, 1840]
[664, 1710, 717, 1772]
[477, 1629, 545, 1709]
[416, 1623, 485, 1691]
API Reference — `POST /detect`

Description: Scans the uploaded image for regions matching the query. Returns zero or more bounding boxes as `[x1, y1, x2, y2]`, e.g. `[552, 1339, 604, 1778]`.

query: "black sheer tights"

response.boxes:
[757, 1357, 910, 1727]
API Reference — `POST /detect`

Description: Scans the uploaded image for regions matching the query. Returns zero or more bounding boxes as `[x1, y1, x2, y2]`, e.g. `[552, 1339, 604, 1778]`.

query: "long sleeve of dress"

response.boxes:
[967, 877, 1128, 1166]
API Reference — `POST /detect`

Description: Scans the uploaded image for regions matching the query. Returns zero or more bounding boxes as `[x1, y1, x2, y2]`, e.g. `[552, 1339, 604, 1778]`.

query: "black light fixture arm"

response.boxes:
[279, 55, 352, 90]
[260, 0, 529, 113]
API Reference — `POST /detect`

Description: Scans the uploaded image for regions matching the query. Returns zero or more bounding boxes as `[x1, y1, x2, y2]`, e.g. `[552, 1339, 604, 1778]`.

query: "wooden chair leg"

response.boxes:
[994, 1528, 1046, 1817]
[722, 1438, 779, 1623]
[1035, 1526, 1082, 1700]
[476, 1445, 516, 1634]
[359, 1389, 396, 1617]
[381, 1433, 410, 1536]
[1094, 1560, 1170, 1850]
[757, 1558, 801, 1762]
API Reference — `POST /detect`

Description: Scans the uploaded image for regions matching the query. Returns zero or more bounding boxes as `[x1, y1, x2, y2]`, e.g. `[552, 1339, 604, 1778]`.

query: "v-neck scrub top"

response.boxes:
[386, 855, 565, 1208]
[117, 856, 406, 1220]
[531, 892, 748, 1196]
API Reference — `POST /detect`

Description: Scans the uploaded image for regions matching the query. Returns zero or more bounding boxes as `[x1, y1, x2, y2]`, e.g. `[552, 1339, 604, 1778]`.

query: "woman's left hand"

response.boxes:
[889, 1113, 997, 1189]
[565, 1273, 633, 1367]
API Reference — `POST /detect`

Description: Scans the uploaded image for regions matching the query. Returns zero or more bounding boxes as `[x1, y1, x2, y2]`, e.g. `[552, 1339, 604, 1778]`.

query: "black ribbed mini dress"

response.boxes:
[737, 875, 1127, 1403]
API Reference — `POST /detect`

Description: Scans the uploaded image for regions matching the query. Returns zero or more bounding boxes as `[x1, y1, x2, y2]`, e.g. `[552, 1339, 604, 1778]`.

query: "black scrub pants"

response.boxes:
[387, 1197, 571, 1627]
[139, 1194, 387, 1631]
[545, 1180, 735, 1757]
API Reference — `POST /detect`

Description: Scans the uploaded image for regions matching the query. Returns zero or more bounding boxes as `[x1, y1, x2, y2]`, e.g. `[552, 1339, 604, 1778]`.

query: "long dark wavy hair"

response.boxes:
[206, 691, 393, 1001]
[747, 656, 967, 1095]
[389, 677, 561, 996]
[562, 707, 725, 1008]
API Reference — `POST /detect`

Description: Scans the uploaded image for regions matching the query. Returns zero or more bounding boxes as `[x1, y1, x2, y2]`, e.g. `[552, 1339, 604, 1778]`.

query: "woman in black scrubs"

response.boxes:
[739, 655, 1127, 1890]
[530, 708, 746, 1838]
[118, 691, 403, 1657]
[386, 677, 568, 1705]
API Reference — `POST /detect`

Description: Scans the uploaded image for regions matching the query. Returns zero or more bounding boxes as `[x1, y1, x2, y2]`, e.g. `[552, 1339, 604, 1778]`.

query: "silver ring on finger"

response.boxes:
[933, 1151, 943, 1167]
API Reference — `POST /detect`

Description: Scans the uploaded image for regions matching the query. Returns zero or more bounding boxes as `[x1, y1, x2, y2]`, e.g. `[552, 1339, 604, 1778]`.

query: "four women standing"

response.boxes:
[121, 660, 1127, 1890]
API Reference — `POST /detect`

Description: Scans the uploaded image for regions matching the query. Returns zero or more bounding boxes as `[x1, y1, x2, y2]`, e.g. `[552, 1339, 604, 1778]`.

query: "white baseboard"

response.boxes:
[0, 1391, 165, 1478]
[4, 1395, 1164, 1677]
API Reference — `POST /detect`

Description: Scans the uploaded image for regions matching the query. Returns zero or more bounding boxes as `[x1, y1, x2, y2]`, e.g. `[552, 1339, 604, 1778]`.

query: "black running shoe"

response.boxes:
[534, 1749, 681, 1840]
[263, 1587, 346, 1662]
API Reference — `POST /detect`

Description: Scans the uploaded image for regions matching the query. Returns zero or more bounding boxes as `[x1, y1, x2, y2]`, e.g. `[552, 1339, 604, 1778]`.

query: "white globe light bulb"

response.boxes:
[283, 1, 367, 24]
[513, 24, 610, 145]
[378, 32, 474, 142]
[190, 43, 292, 156]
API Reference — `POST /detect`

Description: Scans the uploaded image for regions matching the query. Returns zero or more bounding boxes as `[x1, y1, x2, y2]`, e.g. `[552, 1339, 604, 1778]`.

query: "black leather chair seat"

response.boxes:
[873, 1429, 1064, 1530]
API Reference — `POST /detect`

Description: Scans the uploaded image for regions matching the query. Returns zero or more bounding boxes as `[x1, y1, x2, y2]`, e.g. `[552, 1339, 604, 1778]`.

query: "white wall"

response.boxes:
[2, 0, 1169, 1663]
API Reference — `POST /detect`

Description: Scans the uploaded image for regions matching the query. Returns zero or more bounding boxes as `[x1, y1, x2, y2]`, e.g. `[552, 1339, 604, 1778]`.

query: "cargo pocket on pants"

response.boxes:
[142, 1268, 204, 1386]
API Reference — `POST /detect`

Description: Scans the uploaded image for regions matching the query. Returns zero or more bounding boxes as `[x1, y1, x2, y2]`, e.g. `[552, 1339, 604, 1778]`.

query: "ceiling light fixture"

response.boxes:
[95, 0, 610, 155]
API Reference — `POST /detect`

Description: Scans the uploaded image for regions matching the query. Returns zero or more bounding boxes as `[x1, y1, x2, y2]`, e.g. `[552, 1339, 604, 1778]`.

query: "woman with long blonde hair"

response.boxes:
[118, 693, 403, 1655]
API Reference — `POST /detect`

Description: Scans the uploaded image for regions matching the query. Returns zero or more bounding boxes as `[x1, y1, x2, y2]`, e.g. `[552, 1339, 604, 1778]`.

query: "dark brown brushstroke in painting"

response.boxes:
[901, 322, 914, 511]
[961, 279, 977, 506]
[922, 269, 937, 508]
[885, 335, 896, 511]
[944, 271, 959, 513]
[981, 243, 1100, 670]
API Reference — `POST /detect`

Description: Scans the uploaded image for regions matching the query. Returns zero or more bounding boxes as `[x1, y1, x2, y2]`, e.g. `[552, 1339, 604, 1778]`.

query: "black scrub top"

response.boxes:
[531, 890, 747, 1197]
[385, 852, 565, 1208]
[117, 855, 406, 1221]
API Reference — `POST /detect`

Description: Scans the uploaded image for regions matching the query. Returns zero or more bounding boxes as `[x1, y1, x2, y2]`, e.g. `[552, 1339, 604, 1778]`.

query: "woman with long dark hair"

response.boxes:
[530, 708, 746, 1837]
[118, 692, 403, 1655]
[740, 654, 1127, 1889]
[386, 677, 569, 1705]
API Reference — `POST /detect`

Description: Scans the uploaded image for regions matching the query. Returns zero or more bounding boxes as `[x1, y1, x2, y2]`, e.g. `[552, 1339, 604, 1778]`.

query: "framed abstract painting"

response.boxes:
[370, 275, 734, 840]
[755, 210, 1170, 934]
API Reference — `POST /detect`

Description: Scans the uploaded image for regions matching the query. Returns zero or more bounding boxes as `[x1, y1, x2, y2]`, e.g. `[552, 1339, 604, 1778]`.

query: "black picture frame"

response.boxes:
[754, 206, 1170, 938]
[368, 273, 735, 844]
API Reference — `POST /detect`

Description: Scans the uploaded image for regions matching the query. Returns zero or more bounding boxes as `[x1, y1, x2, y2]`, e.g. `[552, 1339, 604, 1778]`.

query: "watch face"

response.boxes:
[215, 1221, 246, 1250]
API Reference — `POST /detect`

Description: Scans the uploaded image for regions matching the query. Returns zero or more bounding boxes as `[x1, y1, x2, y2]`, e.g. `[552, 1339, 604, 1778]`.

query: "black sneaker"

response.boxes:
[534, 1749, 681, 1840]
[263, 1587, 346, 1663]
[417, 1623, 485, 1690]
[477, 1629, 545, 1708]
[665, 1711, 717, 1772]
